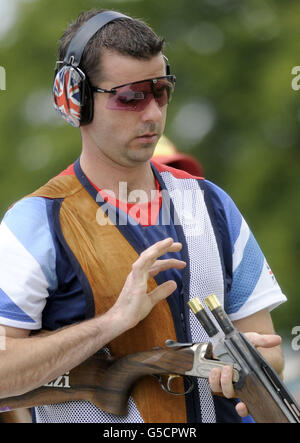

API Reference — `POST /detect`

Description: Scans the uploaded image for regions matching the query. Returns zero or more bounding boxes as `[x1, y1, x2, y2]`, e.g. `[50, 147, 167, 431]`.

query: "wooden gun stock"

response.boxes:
[0, 346, 195, 416]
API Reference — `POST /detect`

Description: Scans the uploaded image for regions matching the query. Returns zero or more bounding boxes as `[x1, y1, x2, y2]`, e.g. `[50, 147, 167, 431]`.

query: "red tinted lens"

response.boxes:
[106, 78, 174, 112]
[152, 78, 173, 107]
[106, 81, 151, 111]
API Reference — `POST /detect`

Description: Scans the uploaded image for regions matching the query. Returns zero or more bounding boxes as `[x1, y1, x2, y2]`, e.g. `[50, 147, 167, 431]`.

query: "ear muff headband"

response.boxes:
[64, 11, 131, 67]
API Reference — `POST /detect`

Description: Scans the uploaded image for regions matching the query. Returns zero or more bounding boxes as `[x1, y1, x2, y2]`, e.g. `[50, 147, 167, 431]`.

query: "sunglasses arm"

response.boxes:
[92, 87, 116, 94]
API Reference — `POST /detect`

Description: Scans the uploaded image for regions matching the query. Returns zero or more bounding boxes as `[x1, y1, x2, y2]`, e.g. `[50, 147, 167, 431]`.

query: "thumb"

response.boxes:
[149, 280, 177, 306]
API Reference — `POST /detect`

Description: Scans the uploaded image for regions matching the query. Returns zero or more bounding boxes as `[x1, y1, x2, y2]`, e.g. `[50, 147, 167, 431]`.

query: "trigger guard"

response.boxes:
[154, 374, 195, 396]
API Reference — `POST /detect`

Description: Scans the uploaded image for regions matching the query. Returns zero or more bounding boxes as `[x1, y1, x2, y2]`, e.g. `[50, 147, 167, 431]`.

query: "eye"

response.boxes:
[155, 87, 166, 97]
[154, 84, 169, 99]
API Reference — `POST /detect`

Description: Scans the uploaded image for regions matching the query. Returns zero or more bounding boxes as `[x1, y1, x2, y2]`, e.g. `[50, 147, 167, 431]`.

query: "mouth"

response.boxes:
[136, 133, 159, 144]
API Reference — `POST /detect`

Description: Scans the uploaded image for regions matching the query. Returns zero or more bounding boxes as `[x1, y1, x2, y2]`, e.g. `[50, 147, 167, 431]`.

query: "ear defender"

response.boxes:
[53, 64, 84, 128]
[52, 11, 172, 127]
[52, 11, 131, 127]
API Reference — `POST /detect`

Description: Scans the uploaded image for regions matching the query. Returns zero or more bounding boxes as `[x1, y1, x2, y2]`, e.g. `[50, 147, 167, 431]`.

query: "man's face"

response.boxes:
[81, 50, 168, 168]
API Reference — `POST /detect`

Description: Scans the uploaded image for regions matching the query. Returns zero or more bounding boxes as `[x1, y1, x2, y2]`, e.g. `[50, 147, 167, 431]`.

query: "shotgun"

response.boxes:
[188, 294, 300, 423]
[0, 294, 299, 423]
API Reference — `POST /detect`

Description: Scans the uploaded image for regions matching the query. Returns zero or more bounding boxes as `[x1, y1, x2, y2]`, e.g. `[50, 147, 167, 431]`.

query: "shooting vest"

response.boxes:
[28, 159, 228, 423]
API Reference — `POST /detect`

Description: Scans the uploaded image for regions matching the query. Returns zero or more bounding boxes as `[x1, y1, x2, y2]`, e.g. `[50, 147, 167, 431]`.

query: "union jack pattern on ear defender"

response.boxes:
[53, 65, 82, 128]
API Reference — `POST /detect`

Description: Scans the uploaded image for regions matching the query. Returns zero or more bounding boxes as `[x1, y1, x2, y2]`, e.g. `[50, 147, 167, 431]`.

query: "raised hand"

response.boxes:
[110, 237, 186, 330]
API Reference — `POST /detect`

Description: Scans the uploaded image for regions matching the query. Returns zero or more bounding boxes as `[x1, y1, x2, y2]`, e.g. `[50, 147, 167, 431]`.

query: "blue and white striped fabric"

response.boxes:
[206, 181, 286, 321]
[0, 197, 57, 329]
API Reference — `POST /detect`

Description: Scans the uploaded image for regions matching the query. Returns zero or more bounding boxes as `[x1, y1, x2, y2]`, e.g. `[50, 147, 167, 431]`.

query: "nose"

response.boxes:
[141, 96, 164, 123]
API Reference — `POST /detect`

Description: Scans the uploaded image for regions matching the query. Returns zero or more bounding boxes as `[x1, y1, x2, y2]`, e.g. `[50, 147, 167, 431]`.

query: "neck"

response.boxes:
[80, 148, 156, 202]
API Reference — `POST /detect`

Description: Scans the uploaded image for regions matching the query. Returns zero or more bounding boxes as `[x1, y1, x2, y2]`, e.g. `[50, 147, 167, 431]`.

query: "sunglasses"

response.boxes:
[92, 75, 176, 112]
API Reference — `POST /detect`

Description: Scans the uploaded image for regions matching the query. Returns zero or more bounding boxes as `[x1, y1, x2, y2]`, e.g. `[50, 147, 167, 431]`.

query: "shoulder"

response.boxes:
[0, 197, 59, 329]
[1, 197, 57, 290]
[200, 180, 244, 248]
[202, 179, 239, 213]
[3, 196, 55, 241]
[151, 159, 204, 180]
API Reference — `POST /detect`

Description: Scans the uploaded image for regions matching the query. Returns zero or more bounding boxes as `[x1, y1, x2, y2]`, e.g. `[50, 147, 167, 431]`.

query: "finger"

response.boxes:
[132, 239, 182, 274]
[148, 280, 177, 305]
[149, 259, 186, 277]
[166, 242, 183, 252]
[244, 332, 282, 348]
[146, 238, 183, 257]
[235, 401, 249, 418]
[220, 365, 235, 398]
[133, 238, 174, 269]
[209, 368, 222, 393]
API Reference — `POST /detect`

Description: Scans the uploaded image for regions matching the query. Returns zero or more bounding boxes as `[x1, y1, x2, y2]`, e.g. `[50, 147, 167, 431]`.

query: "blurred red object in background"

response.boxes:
[153, 136, 204, 177]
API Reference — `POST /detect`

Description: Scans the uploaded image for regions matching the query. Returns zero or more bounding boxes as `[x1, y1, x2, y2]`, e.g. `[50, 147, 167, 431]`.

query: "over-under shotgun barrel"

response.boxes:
[188, 294, 300, 423]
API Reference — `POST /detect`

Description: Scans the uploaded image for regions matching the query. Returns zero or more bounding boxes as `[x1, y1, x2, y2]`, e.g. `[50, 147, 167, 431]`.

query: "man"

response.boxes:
[0, 9, 286, 423]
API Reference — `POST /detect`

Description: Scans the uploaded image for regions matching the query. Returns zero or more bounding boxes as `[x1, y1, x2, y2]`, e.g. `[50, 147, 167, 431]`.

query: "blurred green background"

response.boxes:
[0, 0, 299, 336]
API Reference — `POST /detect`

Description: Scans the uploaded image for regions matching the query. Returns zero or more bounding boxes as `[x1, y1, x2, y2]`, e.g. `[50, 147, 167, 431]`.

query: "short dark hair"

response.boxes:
[57, 9, 165, 85]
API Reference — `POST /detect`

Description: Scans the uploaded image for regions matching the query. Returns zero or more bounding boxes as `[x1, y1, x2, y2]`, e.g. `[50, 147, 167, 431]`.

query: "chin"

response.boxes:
[129, 145, 156, 161]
